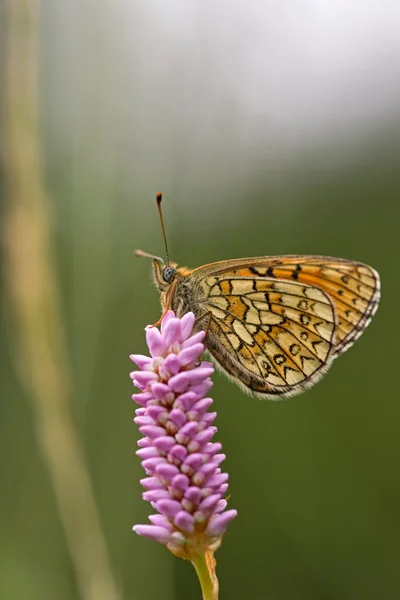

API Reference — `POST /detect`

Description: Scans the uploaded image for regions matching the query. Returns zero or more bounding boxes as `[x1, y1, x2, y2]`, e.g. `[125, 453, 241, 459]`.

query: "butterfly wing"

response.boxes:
[193, 255, 380, 358]
[189, 256, 380, 399]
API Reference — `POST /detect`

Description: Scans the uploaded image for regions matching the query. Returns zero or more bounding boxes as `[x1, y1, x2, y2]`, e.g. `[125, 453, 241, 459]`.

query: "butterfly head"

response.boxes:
[152, 258, 178, 291]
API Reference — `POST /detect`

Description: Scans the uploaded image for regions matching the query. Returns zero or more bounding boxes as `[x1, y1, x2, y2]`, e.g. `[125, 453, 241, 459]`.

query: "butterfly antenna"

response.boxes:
[135, 249, 164, 263]
[156, 192, 170, 266]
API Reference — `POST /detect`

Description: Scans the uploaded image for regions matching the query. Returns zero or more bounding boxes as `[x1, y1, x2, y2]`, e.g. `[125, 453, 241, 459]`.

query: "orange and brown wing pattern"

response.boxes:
[195, 255, 380, 358]
[200, 275, 337, 398]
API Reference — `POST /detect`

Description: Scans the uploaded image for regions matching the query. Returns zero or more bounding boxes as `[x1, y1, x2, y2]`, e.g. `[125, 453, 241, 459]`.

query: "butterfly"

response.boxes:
[136, 194, 380, 399]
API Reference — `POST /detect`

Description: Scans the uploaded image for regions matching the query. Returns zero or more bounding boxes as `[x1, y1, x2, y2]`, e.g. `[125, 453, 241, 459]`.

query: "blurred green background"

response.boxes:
[1, 2, 400, 599]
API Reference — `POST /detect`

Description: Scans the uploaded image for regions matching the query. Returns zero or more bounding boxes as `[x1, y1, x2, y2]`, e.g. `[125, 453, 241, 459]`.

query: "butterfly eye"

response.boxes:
[162, 266, 176, 283]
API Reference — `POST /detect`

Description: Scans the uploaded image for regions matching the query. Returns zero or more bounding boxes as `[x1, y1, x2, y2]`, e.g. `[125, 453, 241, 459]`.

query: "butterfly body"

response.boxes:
[150, 254, 380, 400]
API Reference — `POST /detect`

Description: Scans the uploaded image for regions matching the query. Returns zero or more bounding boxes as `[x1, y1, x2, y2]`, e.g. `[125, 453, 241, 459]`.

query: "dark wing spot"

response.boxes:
[249, 266, 259, 275]
[262, 360, 273, 373]
[341, 275, 349, 284]
[292, 264, 302, 280]
[300, 331, 308, 341]
[337, 289, 344, 296]
[290, 343, 301, 356]
[298, 299, 308, 310]
[274, 354, 286, 365]
[266, 266, 276, 278]
[300, 313, 311, 326]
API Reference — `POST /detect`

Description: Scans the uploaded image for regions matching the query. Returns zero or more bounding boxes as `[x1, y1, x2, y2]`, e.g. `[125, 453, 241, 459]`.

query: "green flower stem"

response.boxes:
[192, 551, 219, 600]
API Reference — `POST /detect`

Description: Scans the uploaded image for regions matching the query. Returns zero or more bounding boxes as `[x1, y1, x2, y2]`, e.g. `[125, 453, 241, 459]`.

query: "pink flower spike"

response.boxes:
[130, 310, 237, 560]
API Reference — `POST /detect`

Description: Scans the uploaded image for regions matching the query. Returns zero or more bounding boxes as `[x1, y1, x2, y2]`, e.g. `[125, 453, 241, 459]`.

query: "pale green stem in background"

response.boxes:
[1, 2, 121, 600]
[192, 551, 219, 600]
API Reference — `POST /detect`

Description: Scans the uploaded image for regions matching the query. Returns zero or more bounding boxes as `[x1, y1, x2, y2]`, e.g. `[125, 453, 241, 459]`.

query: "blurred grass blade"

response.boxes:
[1, 2, 121, 599]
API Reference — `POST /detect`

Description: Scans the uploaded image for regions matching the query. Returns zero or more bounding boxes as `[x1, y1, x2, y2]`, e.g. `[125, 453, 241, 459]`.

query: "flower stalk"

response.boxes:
[192, 550, 219, 600]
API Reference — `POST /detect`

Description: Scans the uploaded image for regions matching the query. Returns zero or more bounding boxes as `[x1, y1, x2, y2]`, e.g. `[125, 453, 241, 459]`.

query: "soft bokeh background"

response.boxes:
[1, 2, 400, 599]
